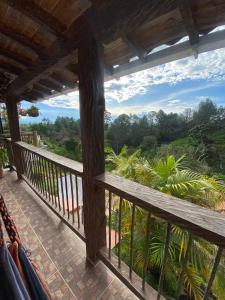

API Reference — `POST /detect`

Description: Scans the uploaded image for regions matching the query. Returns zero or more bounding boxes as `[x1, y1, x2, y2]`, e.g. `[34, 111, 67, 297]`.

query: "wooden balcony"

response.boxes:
[1, 170, 138, 300]
[1, 139, 224, 299]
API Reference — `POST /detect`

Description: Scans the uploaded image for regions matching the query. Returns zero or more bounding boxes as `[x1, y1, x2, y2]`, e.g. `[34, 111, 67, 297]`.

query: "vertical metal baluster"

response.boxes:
[157, 223, 172, 300]
[36, 155, 43, 194]
[142, 212, 152, 290]
[203, 246, 223, 300]
[176, 233, 193, 299]
[39, 157, 44, 195]
[48, 161, 54, 205]
[41, 158, 48, 200]
[55, 165, 61, 211]
[26, 150, 30, 178]
[51, 163, 57, 207]
[69, 173, 75, 224]
[44, 159, 51, 203]
[118, 197, 123, 268]
[37, 155, 43, 193]
[108, 191, 112, 259]
[40, 157, 47, 199]
[59, 168, 65, 215]
[129, 204, 136, 279]
[75, 175, 80, 228]
[23, 150, 27, 177]
[28, 152, 32, 180]
[64, 169, 70, 219]
[30, 152, 35, 187]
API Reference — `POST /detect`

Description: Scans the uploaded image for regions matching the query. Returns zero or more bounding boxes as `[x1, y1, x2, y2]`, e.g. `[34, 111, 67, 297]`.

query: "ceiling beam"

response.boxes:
[122, 34, 147, 62]
[50, 73, 77, 89]
[0, 22, 49, 59]
[0, 62, 22, 75]
[178, 0, 199, 55]
[38, 78, 62, 93]
[2, 0, 66, 36]
[0, 47, 32, 67]
[33, 83, 52, 96]
[108, 29, 225, 80]
[5, 0, 177, 96]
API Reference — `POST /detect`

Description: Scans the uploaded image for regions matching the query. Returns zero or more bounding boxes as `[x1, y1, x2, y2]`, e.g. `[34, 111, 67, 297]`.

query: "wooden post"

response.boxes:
[78, 29, 106, 264]
[32, 130, 38, 147]
[5, 97, 23, 179]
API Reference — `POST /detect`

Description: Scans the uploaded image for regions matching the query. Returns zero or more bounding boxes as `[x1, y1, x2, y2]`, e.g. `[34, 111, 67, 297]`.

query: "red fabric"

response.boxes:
[0, 193, 20, 244]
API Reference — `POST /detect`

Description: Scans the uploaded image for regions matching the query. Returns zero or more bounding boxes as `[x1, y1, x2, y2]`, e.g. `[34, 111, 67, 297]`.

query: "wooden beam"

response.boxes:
[2, 0, 66, 36]
[38, 78, 62, 93]
[79, 28, 106, 263]
[0, 47, 31, 67]
[50, 73, 76, 89]
[5, 0, 176, 97]
[89, 0, 177, 42]
[122, 34, 147, 62]
[33, 83, 52, 96]
[109, 29, 225, 81]
[5, 97, 23, 179]
[0, 62, 22, 76]
[178, 0, 199, 47]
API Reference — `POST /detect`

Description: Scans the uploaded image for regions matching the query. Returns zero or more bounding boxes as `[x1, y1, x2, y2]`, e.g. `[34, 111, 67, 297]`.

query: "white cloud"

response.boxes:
[42, 46, 225, 111]
[42, 91, 79, 109]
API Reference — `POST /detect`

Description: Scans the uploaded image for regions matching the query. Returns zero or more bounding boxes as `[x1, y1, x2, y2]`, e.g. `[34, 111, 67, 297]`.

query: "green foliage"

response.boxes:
[108, 149, 225, 299]
[0, 147, 8, 167]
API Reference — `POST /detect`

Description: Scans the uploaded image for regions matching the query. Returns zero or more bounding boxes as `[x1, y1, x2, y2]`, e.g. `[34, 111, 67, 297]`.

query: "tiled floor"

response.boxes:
[0, 171, 138, 300]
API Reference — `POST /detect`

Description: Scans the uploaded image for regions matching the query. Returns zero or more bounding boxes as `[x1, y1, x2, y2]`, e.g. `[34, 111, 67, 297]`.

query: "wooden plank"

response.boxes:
[38, 78, 62, 93]
[0, 48, 32, 67]
[109, 29, 225, 81]
[178, 0, 199, 46]
[50, 73, 76, 89]
[2, 0, 66, 36]
[5, 97, 23, 179]
[0, 22, 48, 58]
[4, 0, 176, 97]
[15, 141, 83, 175]
[95, 173, 225, 247]
[0, 62, 22, 75]
[79, 28, 106, 263]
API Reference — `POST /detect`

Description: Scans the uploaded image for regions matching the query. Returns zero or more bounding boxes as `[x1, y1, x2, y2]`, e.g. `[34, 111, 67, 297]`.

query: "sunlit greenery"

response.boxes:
[107, 148, 225, 299]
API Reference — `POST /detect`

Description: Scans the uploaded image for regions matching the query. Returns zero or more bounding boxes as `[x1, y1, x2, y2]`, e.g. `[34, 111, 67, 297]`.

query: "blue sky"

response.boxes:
[20, 34, 225, 124]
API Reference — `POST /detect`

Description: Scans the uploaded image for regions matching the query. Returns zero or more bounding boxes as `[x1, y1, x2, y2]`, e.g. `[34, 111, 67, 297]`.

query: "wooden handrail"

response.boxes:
[15, 141, 83, 175]
[95, 172, 225, 247]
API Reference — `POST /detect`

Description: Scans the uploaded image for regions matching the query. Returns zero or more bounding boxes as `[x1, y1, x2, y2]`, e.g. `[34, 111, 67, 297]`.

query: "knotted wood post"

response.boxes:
[5, 97, 23, 179]
[78, 29, 106, 264]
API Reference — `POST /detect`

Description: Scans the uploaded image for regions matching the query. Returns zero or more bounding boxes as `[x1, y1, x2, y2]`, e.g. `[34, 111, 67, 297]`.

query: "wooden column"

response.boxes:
[5, 97, 23, 179]
[78, 29, 106, 264]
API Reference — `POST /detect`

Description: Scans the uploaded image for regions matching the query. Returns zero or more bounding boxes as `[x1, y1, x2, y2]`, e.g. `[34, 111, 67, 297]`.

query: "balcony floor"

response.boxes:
[0, 171, 138, 300]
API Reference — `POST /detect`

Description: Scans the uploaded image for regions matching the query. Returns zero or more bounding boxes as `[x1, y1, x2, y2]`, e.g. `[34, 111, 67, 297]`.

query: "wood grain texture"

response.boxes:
[5, 98, 23, 178]
[95, 173, 225, 247]
[79, 28, 106, 263]
[2, 0, 66, 36]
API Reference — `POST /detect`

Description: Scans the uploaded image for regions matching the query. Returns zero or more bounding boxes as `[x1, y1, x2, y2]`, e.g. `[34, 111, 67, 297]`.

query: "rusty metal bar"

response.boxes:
[129, 204, 136, 279]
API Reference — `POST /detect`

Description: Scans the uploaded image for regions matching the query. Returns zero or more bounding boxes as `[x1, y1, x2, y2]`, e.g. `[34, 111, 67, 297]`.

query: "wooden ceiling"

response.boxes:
[0, 0, 225, 102]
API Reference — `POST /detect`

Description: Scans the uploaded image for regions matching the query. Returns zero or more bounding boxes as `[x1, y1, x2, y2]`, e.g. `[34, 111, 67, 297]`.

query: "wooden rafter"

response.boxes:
[0, 22, 49, 58]
[50, 73, 76, 89]
[0, 62, 22, 75]
[4, 0, 177, 98]
[2, 0, 66, 36]
[178, 0, 199, 46]
[38, 78, 62, 93]
[122, 34, 147, 62]
[0, 47, 31, 67]
[33, 83, 52, 96]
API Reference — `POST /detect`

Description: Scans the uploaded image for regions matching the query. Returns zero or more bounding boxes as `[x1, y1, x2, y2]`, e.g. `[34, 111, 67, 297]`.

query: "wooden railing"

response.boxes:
[0, 131, 38, 146]
[14, 141, 85, 241]
[95, 173, 225, 300]
[3, 139, 225, 299]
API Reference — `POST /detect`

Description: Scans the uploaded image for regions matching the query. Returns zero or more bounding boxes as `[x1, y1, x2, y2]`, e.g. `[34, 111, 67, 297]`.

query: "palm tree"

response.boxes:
[107, 147, 225, 299]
